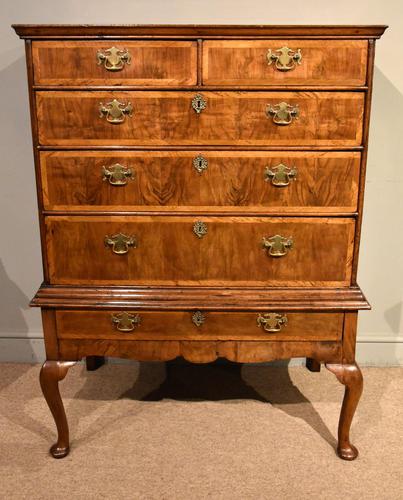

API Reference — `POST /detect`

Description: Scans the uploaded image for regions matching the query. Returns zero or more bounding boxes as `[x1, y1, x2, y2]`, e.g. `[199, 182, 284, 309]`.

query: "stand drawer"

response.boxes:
[56, 310, 344, 342]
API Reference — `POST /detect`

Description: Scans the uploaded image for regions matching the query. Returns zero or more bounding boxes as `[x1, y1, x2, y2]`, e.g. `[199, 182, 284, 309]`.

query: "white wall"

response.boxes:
[0, 0, 402, 364]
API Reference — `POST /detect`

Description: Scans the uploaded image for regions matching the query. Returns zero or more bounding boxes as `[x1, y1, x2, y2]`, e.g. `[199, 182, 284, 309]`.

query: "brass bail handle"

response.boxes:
[97, 46, 131, 71]
[257, 313, 288, 332]
[111, 312, 141, 332]
[267, 46, 302, 72]
[262, 234, 293, 257]
[265, 163, 297, 187]
[102, 164, 134, 186]
[266, 102, 299, 125]
[104, 233, 137, 255]
[99, 99, 133, 124]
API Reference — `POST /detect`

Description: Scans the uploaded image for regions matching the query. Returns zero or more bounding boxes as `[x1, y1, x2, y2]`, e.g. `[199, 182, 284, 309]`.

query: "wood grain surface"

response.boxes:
[32, 41, 197, 86]
[31, 285, 371, 311]
[58, 338, 342, 364]
[40, 151, 360, 213]
[55, 310, 344, 341]
[45, 215, 355, 286]
[203, 40, 368, 86]
[36, 91, 365, 146]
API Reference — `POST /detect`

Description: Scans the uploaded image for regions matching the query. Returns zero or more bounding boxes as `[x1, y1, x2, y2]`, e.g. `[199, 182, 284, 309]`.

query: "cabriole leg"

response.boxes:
[325, 362, 363, 460]
[39, 360, 75, 459]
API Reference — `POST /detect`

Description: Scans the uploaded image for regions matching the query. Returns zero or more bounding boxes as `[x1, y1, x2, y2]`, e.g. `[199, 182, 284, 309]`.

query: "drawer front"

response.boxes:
[45, 216, 354, 286]
[41, 151, 360, 213]
[36, 91, 364, 146]
[203, 40, 368, 86]
[56, 310, 344, 342]
[32, 41, 197, 86]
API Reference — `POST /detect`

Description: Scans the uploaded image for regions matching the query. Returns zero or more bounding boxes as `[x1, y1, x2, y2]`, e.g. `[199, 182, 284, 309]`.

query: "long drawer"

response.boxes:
[45, 216, 355, 286]
[55, 310, 344, 342]
[32, 41, 198, 86]
[36, 91, 364, 146]
[40, 151, 361, 213]
[202, 40, 368, 86]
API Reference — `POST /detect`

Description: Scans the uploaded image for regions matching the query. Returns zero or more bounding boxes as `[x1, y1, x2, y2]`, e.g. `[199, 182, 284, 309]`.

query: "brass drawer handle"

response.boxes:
[262, 234, 293, 257]
[265, 163, 297, 187]
[193, 155, 208, 174]
[192, 93, 207, 114]
[257, 313, 288, 332]
[104, 233, 137, 255]
[111, 312, 140, 332]
[267, 47, 302, 72]
[99, 99, 133, 124]
[192, 311, 206, 327]
[266, 102, 299, 125]
[193, 221, 208, 239]
[97, 46, 131, 71]
[102, 163, 134, 186]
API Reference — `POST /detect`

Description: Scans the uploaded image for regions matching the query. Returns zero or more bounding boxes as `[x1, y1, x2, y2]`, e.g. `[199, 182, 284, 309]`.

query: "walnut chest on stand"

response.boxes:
[13, 24, 386, 459]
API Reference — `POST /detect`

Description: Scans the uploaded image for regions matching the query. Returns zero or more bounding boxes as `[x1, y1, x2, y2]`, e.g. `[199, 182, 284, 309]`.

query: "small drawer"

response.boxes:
[32, 41, 197, 86]
[202, 40, 368, 86]
[36, 91, 364, 147]
[56, 310, 344, 342]
[45, 215, 355, 287]
[40, 151, 360, 214]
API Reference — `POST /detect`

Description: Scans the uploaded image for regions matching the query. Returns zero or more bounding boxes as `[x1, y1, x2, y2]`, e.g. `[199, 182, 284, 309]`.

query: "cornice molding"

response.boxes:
[12, 24, 388, 39]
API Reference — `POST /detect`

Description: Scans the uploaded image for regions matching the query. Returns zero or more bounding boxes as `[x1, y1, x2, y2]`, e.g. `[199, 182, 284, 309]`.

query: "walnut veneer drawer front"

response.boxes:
[36, 91, 364, 146]
[40, 151, 360, 213]
[45, 216, 354, 286]
[202, 40, 368, 86]
[56, 310, 344, 342]
[32, 41, 197, 86]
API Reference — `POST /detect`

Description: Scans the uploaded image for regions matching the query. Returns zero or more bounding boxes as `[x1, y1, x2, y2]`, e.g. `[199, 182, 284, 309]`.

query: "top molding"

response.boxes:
[12, 24, 388, 39]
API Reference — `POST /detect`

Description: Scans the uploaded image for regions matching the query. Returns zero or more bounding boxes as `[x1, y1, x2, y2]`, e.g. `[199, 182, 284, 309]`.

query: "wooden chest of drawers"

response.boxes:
[13, 24, 386, 460]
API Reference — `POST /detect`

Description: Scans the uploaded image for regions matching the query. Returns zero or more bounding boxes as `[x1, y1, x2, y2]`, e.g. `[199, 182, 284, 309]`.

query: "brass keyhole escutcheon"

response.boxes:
[97, 47, 131, 71]
[266, 102, 299, 125]
[265, 163, 297, 187]
[99, 99, 133, 124]
[192, 93, 207, 114]
[193, 221, 208, 239]
[262, 234, 293, 257]
[193, 155, 208, 174]
[257, 313, 288, 332]
[267, 46, 302, 72]
[104, 233, 137, 255]
[192, 310, 206, 327]
[102, 164, 134, 186]
[111, 312, 141, 332]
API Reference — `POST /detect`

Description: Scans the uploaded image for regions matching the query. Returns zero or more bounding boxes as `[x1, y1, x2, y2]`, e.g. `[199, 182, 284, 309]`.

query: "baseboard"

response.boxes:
[0, 337, 402, 366]
[356, 336, 403, 366]
[0, 338, 46, 363]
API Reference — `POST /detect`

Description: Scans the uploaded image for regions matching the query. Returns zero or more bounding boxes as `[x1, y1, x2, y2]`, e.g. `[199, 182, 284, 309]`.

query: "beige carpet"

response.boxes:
[0, 362, 402, 500]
